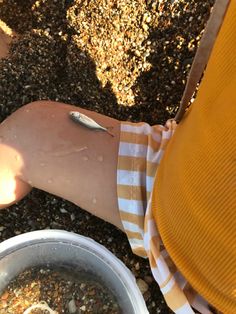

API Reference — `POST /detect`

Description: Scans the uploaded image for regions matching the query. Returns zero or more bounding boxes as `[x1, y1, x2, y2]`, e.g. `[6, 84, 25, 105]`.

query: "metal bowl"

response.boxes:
[0, 229, 148, 313]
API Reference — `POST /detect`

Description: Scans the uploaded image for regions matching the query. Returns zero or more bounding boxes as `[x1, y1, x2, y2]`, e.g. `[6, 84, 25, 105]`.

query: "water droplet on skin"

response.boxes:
[13, 135, 17, 139]
[25, 109, 30, 113]
[48, 179, 53, 184]
[40, 162, 45, 167]
[51, 114, 55, 118]
[83, 156, 89, 161]
[97, 155, 104, 162]
[92, 198, 97, 204]
[75, 147, 87, 153]
[28, 180, 33, 185]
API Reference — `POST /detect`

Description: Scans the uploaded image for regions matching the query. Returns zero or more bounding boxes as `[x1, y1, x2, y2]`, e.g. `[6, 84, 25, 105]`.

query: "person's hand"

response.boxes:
[165, 119, 177, 134]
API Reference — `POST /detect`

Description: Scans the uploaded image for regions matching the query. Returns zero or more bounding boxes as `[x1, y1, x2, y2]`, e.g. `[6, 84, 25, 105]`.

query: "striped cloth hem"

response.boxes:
[117, 120, 213, 314]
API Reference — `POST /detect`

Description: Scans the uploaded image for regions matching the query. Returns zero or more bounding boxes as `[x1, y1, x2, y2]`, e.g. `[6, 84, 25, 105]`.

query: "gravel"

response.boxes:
[1, 266, 121, 313]
[0, 0, 215, 313]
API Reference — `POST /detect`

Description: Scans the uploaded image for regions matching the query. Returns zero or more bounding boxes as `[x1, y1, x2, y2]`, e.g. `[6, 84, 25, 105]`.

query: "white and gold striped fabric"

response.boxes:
[117, 120, 213, 314]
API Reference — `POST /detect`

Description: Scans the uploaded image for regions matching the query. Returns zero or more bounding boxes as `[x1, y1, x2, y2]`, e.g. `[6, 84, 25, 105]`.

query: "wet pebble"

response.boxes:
[68, 298, 77, 313]
[59, 208, 68, 214]
[136, 278, 149, 294]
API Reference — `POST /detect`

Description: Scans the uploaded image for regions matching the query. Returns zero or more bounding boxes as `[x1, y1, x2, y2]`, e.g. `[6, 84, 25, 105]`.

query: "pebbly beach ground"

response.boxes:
[0, 1, 215, 313]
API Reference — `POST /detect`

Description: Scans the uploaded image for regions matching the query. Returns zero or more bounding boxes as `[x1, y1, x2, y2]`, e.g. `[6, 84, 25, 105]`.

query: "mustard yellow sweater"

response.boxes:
[152, 1, 236, 312]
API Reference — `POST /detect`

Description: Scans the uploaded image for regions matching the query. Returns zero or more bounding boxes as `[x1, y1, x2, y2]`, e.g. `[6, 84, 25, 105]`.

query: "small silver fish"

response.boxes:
[69, 111, 114, 137]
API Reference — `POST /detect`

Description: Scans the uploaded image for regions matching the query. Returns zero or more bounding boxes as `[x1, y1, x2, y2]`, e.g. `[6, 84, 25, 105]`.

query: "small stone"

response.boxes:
[1, 292, 9, 300]
[59, 208, 68, 214]
[142, 23, 149, 32]
[80, 283, 86, 289]
[143, 290, 151, 301]
[136, 278, 149, 294]
[70, 213, 75, 221]
[144, 275, 153, 284]
[135, 262, 140, 270]
[80, 305, 86, 311]
[68, 298, 77, 313]
[145, 16, 151, 23]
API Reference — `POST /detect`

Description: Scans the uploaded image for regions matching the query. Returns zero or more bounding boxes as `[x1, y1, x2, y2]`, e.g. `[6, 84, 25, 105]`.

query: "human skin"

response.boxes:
[0, 26, 13, 59]
[0, 101, 124, 231]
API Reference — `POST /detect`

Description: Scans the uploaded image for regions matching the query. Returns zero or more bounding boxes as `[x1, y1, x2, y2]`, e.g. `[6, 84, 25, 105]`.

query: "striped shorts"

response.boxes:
[117, 121, 170, 257]
[116, 121, 213, 314]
